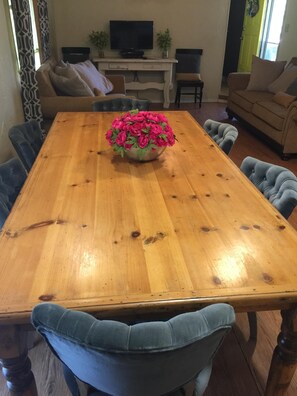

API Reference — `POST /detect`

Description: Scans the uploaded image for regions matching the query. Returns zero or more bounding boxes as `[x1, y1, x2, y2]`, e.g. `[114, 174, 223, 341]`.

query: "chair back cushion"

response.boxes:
[175, 49, 203, 76]
[92, 98, 150, 112]
[240, 156, 297, 219]
[203, 120, 238, 155]
[0, 158, 27, 228]
[9, 120, 44, 172]
[32, 303, 235, 396]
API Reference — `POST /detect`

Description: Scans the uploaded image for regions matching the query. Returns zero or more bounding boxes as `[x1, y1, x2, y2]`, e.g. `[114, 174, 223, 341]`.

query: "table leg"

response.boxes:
[265, 306, 297, 396]
[0, 325, 37, 396]
[163, 70, 171, 108]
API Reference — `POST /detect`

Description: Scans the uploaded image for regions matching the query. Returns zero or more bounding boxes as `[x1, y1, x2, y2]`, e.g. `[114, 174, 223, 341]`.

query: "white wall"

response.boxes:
[0, 0, 24, 163]
[277, 0, 297, 61]
[0, 0, 24, 162]
[49, 0, 231, 102]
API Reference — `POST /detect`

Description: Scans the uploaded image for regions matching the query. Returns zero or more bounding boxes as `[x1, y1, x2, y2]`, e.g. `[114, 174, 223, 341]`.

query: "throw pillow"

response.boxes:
[246, 56, 286, 91]
[268, 65, 297, 93]
[71, 60, 114, 94]
[272, 92, 296, 108]
[49, 70, 95, 97]
[286, 78, 297, 96]
[94, 88, 106, 97]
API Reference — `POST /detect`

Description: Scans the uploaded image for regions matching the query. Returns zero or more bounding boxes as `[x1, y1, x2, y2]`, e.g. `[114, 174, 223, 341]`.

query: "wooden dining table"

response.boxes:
[0, 111, 297, 395]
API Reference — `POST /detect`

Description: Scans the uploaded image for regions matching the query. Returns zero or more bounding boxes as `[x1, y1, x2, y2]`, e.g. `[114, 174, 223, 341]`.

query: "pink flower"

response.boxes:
[115, 130, 127, 146]
[105, 110, 176, 155]
[138, 135, 149, 148]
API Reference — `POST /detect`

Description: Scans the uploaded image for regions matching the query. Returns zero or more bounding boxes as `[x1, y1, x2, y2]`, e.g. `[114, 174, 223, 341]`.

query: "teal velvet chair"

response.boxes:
[0, 158, 27, 229]
[92, 98, 150, 112]
[8, 120, 44, 172]
[31, 303, 235, 396]
[241, 156, 297, 340]
[203, 119, 238, 155]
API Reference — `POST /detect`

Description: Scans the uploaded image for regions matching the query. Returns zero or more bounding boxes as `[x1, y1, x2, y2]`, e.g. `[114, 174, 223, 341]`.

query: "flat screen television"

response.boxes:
[110, 20, 153, 58]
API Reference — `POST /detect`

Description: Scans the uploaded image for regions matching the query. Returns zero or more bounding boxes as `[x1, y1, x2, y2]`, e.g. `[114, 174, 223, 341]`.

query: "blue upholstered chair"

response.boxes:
[240, 156, 297, 219]
[241, 156, 297, 340]
[0, 158, 27, 229]
[92, 98, 150, 112]
[31, 303, 235, 396]
[8, 120, 44, 172]
[203, 119, 239, 155]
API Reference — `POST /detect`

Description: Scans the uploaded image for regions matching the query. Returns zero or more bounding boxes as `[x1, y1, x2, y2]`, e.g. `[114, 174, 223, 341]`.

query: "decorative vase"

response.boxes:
[125, 147, 165, 162]
[98, 50, 105, 58]
[162, 50, 169, 59]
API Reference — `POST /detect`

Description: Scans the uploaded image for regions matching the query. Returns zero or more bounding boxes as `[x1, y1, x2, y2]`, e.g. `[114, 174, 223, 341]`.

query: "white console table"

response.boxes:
[93, 58, 178, 108]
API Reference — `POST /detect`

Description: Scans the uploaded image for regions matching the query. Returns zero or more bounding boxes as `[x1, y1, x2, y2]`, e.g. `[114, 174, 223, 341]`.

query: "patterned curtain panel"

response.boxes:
[11, 0, 43, 124]
[37, 0, 51, 62]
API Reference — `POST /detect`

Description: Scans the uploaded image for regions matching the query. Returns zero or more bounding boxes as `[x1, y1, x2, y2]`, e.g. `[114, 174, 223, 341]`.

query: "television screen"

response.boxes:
[110, 21, 153, 50]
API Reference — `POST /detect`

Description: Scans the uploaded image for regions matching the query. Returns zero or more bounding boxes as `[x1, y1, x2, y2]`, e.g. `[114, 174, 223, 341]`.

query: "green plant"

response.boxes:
[88, 30, 109, 51]
[156, 28, 172, 52]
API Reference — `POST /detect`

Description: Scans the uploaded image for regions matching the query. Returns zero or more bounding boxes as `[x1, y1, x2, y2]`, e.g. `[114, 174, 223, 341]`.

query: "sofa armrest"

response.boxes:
[40, 96, 97, 119]
[227, 72, 251, 94]
[281, 100, 297, 154]
[107, 75, 126, 94]
[40, 93, 135, 119]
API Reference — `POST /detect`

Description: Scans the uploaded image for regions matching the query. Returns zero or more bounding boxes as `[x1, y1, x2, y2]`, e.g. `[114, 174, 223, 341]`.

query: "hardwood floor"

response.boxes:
[1, 102, 297, 395]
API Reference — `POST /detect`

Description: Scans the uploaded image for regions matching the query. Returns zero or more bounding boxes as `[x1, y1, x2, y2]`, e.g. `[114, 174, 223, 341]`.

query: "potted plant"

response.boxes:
[156, 28, 172, 59]
[88, 30, 109, 58]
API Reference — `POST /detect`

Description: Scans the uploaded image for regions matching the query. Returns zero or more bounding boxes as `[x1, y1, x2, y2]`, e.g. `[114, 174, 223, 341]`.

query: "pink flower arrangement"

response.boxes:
[106, 110, 176, 158]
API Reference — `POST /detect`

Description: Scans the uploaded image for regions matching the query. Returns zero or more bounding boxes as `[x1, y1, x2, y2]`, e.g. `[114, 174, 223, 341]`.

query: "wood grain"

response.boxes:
[0, 103, 296, 395]
[1, 111, 297, 324]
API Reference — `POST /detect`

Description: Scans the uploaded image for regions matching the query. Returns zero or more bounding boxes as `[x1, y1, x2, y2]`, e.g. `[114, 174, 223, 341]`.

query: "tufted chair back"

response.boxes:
[203, 119, 238, 155]
[32, 302, 235, 396]
[240, 156, 297, 219]
[0, 158, 27, 229]
[92, 98, 150, 112]
[8, 120, 44, 172]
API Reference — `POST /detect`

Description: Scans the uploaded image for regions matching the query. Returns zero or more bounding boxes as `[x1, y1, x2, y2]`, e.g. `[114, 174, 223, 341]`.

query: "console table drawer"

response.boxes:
[142, 63, 164, 70]
[104, 63, 129, 70]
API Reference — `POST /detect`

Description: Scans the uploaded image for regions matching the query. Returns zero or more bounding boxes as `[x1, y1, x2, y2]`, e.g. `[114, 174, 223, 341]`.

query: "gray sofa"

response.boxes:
[226, 57, 297, 159]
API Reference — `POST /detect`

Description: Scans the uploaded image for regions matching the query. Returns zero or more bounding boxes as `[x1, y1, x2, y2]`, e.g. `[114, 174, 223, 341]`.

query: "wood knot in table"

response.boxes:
[200, 226, 217, 233]
[144, 232, 167, 245]
[278, 225, 286, 231]
[240, 225, 250, 230]
[39, 294, 55, 301]
[262, 273, 273, 284]
[131, 231, 141, 238]
[213, 276, 222, 285]
[5, 219, 66, 238]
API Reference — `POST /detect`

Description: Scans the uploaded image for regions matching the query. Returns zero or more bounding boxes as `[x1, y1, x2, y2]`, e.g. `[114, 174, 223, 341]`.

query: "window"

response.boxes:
[7, 0, 41, 70]
[260, 0, 287, 61]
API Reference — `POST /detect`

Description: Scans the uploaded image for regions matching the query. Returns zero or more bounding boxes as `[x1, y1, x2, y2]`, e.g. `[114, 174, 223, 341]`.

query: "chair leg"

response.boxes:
[247, 311, 258, 341]
[199, 85, 203, 108]
[175, 87, 181, 107]
[194, 87, 197, 104]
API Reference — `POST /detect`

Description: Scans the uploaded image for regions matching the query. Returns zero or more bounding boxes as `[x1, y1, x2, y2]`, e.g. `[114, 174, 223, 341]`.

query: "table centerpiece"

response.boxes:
[105, 110, 176, 161]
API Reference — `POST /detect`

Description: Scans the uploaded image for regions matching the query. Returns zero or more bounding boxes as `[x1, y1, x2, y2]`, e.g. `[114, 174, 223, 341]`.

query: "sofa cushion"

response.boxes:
[49, 70, 95, 97]
[230, 90, 274, 112]
[286, 78, 297, 96]
[71, 60, 113, 94]
[252, 101, 287, 131]
[268, 65, 297, 93]
[36, 59, 57, 97]
[246, 56, 286, 91]
[272, 92, 296, 108]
